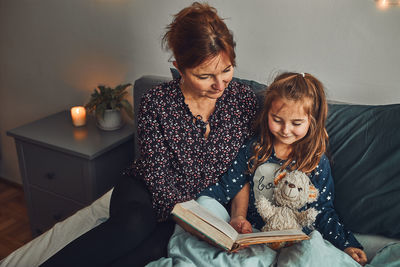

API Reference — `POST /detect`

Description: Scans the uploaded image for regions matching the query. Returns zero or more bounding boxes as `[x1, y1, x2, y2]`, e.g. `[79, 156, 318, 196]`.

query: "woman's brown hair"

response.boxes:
[249, 72, 329, 174]
[162, 2, 236, 71]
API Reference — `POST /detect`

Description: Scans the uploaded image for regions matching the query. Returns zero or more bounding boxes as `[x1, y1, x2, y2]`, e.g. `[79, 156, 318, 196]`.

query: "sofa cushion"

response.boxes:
[326, 103, 400, 238]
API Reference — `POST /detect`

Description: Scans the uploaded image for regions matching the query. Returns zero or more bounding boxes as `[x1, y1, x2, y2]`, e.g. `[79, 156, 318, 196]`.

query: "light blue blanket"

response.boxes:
[366, 242, 400, 267]
[146, 197, 399, 267]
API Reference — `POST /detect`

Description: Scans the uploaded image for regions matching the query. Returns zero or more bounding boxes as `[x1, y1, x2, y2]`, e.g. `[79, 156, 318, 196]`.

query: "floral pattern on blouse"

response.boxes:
[127, 78, 258, 221]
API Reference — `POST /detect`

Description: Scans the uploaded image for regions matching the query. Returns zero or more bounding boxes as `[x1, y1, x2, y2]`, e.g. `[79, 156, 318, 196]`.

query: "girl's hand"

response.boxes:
[344, 247, 367, 266]
[229, 216, 252, 234]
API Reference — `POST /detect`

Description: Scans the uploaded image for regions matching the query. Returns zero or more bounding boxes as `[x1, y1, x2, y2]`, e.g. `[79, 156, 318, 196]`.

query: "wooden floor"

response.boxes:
[0, 178, 32, 260]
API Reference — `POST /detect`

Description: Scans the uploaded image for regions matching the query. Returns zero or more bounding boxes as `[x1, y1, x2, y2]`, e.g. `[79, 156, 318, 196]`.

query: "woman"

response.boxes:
[41, 3, 257, 266]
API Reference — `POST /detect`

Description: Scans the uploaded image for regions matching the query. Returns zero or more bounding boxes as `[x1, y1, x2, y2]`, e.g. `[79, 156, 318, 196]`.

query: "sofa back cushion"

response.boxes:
[326, 103, 400, 238]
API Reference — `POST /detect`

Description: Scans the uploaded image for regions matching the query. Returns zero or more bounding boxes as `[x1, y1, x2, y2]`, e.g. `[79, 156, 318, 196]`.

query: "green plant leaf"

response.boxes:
[121, 99, 134, 119]
[95, 102, 107, 119]
[85, 83, 133, 118]
[110, 100, 118, 110]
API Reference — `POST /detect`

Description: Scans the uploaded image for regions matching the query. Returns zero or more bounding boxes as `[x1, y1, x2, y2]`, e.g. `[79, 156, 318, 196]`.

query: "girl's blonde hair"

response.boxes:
[249, 72, 328, 174]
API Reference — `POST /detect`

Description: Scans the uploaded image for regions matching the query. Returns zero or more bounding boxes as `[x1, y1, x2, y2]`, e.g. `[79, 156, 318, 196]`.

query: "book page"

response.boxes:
[237, 229, 305, 240]
[181, 200, 238, 241]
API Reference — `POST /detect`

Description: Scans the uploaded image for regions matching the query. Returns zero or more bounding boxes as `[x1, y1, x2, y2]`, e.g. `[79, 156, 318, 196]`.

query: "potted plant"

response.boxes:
[85, 83, 134, 131]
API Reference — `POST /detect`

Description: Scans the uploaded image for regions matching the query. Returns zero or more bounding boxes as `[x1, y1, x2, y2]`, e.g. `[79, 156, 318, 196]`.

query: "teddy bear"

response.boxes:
[255, 170, 319, 233]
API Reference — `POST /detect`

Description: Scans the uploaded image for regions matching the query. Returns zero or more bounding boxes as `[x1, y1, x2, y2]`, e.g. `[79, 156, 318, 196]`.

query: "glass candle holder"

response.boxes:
[70, 106, 87, 127]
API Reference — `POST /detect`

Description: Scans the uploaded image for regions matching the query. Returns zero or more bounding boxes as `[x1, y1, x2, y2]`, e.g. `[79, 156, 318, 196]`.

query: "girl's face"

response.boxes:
[175, 52, 234, 100]
[268, 98, 311, 147]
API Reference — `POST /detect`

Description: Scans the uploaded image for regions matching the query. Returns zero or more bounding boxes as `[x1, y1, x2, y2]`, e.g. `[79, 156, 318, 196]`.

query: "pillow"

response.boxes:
[326, 103, 400, 238]
[170, 67, 180, 80]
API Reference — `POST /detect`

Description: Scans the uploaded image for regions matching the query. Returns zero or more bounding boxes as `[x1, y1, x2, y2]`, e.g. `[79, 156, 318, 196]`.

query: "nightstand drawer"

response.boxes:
[8, 111, 135, 237]
[23, 142, 87, 203]
[30, 187, 84, 235]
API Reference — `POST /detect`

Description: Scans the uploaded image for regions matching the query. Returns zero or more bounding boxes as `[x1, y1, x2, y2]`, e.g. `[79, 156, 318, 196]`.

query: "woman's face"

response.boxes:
[268, 98, 311, 147]
[176, 52, 234, 100]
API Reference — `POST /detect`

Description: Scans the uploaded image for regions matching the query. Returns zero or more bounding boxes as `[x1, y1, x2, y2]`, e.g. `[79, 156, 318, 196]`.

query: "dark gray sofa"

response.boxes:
[1, 75, 399, 266]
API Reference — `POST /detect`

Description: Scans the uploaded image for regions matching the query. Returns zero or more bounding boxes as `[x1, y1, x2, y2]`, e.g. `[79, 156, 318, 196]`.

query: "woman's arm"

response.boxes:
[134, 90, 191, 220]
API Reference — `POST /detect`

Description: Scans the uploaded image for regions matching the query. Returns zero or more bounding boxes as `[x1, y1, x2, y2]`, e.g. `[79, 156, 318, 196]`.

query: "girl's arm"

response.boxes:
[230, 183, 252, 233]
[309, 155, 365, 252]
[310, 155, 367, 265]
[199, 140, 253, 204]
[198, 140, 254, 233]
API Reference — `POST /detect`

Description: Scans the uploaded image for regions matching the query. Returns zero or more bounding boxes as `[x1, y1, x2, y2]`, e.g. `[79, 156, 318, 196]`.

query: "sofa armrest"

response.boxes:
[354, 233, 400, 261]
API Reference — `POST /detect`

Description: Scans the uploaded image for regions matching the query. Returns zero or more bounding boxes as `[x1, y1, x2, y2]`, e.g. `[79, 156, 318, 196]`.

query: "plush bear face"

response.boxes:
[273, 170, 318, 209]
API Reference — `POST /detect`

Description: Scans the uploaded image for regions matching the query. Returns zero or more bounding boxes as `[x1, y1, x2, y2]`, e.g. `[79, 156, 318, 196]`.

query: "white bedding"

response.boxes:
[0, 190, 111, 267]
[1, 189, 398, 267]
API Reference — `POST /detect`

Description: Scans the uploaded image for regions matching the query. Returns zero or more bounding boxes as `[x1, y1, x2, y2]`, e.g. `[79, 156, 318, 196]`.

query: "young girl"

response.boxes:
[200, 72, 368, 265]
[147, 72, 368, 267]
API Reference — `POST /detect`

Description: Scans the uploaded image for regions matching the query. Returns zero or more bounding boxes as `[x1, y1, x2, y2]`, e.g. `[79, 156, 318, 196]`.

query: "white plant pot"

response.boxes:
[96, 109, 123, 131]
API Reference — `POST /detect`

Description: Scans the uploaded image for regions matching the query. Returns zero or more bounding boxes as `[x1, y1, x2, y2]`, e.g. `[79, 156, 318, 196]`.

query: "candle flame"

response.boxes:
[376, 0, 400, 9]
[378, 0, 389, 9]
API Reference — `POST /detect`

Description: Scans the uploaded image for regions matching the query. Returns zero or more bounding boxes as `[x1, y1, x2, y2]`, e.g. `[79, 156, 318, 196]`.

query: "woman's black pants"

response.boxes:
[40, 174, 175, 267]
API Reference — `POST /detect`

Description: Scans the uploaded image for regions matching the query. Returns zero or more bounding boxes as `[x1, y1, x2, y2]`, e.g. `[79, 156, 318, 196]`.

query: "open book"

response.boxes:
[171, 200, 309, 252]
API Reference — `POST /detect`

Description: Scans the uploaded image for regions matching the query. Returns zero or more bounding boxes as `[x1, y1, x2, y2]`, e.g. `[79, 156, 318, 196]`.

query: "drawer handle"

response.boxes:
[45, 172, 56, 180]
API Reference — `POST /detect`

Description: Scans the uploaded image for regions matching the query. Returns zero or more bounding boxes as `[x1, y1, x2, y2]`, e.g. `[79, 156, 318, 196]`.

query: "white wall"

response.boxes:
[1, 0, 399, 184]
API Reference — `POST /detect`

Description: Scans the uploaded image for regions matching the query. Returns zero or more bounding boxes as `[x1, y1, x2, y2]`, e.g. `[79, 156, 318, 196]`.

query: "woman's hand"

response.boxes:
[229, 216, 252, 234]
[344, 247, 367, 266]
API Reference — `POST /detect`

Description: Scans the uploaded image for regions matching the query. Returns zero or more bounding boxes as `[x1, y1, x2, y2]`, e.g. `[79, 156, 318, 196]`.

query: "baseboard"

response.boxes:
[0, 176, 23, 189]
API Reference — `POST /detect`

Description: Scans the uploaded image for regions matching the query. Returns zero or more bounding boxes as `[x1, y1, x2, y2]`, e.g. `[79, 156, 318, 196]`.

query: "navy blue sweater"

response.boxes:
[200, 138, 362, 250]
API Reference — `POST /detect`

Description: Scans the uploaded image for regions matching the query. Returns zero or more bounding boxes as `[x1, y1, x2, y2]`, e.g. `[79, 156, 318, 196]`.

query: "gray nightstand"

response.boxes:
[7, 111, 135, 236]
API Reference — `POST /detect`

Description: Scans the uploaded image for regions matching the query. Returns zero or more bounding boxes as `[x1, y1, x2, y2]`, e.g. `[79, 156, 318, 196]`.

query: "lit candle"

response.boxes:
[70, 106, 87, 127]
